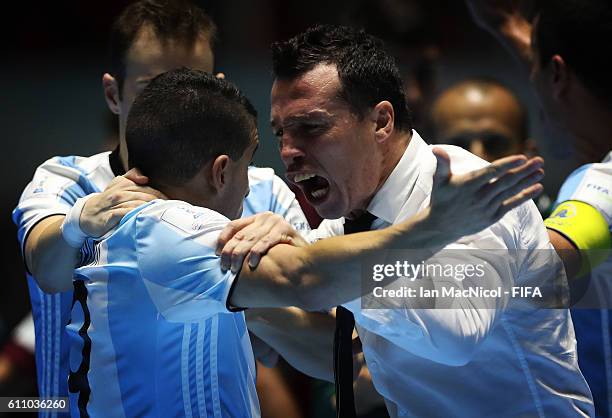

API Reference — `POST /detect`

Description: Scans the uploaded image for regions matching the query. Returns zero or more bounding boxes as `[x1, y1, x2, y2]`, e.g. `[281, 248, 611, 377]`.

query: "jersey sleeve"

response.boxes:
[555, 162, 612, 225]
[135, 202, 241, 322]
[11, 156, 96, 255]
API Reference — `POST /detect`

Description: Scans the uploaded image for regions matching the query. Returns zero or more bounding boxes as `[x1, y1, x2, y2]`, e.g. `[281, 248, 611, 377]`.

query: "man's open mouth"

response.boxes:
[292, 173, 331, 202]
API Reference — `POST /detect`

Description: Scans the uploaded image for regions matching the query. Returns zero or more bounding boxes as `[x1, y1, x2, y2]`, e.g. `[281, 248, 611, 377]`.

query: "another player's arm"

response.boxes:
[466, 0, 534, 70]
[25, 169, 164, 293]
[545, 200, 611, 282]
[246, 307, 335, 381]
[24, 215, 81, 293]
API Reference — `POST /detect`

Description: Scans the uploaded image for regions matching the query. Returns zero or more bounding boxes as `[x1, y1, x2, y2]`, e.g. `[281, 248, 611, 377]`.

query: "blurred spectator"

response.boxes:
[0, 315, 37, 418]
[431, 78, 552, 214]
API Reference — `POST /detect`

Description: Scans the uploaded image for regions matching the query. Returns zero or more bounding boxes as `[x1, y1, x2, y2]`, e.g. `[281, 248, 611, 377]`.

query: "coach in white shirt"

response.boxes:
[224, 25, 594, 417]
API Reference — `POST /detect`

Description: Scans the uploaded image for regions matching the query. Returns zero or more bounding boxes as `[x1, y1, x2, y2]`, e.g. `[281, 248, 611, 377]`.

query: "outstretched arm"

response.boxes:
[230, 150, 544, 310]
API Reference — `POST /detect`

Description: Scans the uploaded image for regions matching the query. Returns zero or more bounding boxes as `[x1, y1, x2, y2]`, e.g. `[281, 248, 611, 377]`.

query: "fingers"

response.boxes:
[105, 207, 137, 229]
[108, 191, 162, 206]
[215, 72, 226, 79]
[464, 154, 529, 188]
[495, 183, 544, 219]
[246, 228, 296, 270]
[123, 168, 149, 185]
[225, 214, 283, 272]
[488, 168, 543, 206]
[106, 175, 166, 199]
[216, 216, 258, 255]
[217, 212, 296, 272]
[432, 147, 451, 185]
[480, 158, 544, 202]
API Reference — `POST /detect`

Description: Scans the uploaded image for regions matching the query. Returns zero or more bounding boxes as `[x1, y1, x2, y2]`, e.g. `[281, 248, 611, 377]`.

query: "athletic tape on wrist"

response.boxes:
[61, 193, 99, 248]
[544, 200, 611, 276]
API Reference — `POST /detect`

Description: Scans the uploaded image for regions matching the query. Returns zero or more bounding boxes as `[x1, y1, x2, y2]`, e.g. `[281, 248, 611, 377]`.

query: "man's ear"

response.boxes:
[210, 155, 231, 192]
[371, 101, 395, 143]
[550, 55, 569, 100]
[103, 73, 121, 115]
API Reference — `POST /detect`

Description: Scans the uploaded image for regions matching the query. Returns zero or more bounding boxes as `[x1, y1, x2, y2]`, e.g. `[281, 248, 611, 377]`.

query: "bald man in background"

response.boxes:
[432, 78, 534, 161]
[432, 78, 551, 214]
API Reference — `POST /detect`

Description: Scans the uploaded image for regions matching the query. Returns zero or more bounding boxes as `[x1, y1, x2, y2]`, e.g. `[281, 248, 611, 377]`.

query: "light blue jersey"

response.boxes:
[554, 151, 612, 418]
[12, 151, 309, 417]
[12, 153, 115, 417]
[69, 200, 259, 418]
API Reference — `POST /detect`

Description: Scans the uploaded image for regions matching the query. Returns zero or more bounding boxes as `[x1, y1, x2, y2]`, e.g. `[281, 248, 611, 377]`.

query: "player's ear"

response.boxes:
[210, 155, 230, 192]
[550, 55, 569, 100]
[371, 101, 395, 143]
[103, 73, 121, 115]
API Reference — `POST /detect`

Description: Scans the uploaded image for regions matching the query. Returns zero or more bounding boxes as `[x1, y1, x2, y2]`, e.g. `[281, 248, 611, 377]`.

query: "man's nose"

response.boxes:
[279, 136, 306, 167]
[468, 139, 488, 161]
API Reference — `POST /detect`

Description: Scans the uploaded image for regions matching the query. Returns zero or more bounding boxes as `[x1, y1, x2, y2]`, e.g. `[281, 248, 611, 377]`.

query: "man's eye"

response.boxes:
[302, 124, 328, 136]
[273, 128, 283, 137]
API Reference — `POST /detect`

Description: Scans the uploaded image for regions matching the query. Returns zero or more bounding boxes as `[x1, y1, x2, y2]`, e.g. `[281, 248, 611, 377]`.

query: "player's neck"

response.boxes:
[573, 107, 612, 163]
[118, 141, 129, 172]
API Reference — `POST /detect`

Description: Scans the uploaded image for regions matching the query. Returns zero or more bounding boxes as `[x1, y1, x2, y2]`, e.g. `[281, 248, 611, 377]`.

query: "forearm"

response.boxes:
[294, 209, 449, 309]
[548, 229, 581, 280]
[493, 15, 533, 70]
[25, 216, 78, 293]
[467, 1, 534, 70]
[247, 307, 335, 382]
[234, 209, 451, 310]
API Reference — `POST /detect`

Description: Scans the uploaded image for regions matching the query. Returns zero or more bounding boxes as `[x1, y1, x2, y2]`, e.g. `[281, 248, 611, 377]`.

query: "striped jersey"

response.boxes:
[69, 200, 257, 418]
[12, 150, 309, 417]
[555, 151, 612, 418]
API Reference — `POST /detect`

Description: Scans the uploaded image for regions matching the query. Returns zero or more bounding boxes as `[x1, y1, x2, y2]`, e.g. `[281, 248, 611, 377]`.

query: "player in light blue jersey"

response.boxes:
[546, 156, 612, 417]
[469, 0, 612, 415]
[66, 67, 545, 417]
[12, 2, 308, 414]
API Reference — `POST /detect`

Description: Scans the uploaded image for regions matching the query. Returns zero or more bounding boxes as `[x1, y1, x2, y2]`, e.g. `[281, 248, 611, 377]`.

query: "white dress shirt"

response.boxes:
[315, 131, 594, 417]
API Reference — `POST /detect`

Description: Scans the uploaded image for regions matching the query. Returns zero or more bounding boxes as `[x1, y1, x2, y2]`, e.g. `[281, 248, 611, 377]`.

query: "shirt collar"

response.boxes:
[367, 130, 430, 224]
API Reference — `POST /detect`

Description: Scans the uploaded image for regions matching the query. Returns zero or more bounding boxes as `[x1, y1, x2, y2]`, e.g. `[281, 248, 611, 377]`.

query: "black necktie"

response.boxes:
[335, 212, 376, 418]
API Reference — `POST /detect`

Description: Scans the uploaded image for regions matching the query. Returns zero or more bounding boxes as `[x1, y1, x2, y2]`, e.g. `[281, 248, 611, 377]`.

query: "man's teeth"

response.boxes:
[311, 188, 327, 199]
[294, 173, 316, 183]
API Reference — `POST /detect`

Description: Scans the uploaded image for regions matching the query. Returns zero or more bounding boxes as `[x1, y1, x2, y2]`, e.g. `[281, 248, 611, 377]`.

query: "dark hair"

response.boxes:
[271, 24, 412, 132]
[126, 68, 257, 187]
[536, 0, 612, 105]
[109, 0, 216, 94]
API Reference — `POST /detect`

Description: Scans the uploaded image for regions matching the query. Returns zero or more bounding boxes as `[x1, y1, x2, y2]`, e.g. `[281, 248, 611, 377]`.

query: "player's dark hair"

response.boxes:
[126, 68, 257, 187]
[109, 0, 216, 95]
[536, 0, 612, 105]
[271, 24, 412, 132]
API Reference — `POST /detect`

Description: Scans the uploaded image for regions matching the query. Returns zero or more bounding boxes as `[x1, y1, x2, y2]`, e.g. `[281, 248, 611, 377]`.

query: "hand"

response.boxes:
[466, 0, 534, 67]
[427, 147, 544, 240]
[80, 168, 166, 237]
[216, 211, 308, 272]
[466, 0, 527, 30]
